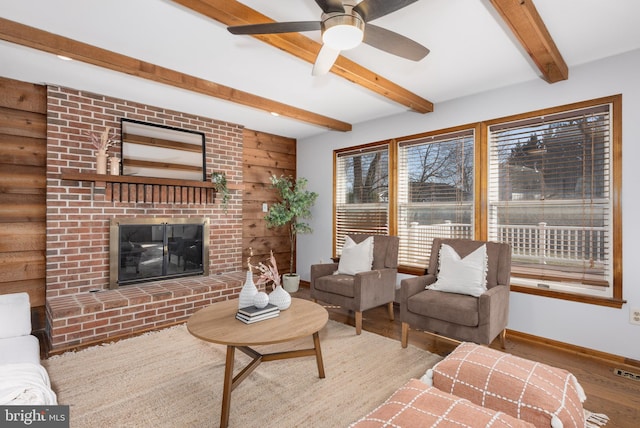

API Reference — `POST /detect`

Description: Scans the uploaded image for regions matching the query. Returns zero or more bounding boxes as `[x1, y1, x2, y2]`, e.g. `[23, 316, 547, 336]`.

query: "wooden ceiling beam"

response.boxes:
[172, 0, 434, 113]
[0, 17, 351, 132]
[490, 0, 568, 83]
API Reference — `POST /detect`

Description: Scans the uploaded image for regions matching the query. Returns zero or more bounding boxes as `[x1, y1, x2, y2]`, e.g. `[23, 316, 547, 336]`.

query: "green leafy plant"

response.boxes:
[211, 172, 230, 212]
[264, 175, 318, 276]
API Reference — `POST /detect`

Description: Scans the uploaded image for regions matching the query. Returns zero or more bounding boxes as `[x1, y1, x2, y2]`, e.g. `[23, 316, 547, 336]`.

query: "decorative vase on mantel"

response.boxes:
[268, 284, 291, 310]
[96, 151, 108, 175]
[238, 270, 258, 309]
[109, 156, 120, 175]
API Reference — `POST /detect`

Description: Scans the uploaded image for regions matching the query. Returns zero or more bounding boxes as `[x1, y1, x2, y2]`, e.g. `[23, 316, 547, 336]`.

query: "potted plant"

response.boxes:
[264, 174, 318, 292]
[211, 172, 230, 212]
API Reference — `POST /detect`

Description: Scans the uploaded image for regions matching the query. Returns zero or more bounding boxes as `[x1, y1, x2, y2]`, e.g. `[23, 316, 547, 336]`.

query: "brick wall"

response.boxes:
[45, 86, 247, 350]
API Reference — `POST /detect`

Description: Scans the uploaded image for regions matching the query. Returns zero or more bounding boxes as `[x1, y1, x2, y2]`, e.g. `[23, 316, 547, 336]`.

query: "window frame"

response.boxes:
[332, 95, 623, 308]
[395, 124, 482, 275]
[333, 142, 392, 257]
[483, 95, 623, 307]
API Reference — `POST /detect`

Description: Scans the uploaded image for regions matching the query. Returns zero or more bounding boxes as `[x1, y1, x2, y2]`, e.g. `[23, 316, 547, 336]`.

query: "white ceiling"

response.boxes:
[1, 0, 640, 139]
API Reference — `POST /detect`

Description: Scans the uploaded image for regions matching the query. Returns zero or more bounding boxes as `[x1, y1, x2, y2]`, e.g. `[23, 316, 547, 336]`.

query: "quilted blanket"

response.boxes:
[0, 363, 57, 405]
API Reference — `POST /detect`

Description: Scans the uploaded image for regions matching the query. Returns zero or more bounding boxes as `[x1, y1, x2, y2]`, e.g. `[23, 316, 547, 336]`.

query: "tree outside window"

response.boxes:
[397, 129, 475, 268]
[335, 146, 389, 255]
[488, 102, 614, 296]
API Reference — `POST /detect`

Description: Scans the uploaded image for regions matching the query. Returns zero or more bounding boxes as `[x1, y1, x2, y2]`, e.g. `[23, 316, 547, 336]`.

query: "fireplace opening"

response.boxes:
[109, 218, 210, 288]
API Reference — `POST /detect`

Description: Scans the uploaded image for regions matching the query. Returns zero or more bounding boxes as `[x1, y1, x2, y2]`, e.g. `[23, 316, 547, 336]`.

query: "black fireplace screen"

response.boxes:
[110, 218, 209, 288]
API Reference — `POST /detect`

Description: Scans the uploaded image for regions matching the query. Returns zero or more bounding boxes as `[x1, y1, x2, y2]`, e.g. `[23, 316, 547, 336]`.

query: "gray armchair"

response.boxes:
[311, 234, 399, 335]
[400, 238, 512, 348]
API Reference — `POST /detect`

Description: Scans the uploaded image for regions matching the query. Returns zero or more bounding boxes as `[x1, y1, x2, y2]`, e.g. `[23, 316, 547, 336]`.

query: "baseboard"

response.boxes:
[506, 329, 640, 370]
[293, 281, 640, 370]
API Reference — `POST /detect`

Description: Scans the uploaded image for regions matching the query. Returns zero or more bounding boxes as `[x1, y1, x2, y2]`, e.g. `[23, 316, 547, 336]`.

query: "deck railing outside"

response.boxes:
[402, 221, 606, 269]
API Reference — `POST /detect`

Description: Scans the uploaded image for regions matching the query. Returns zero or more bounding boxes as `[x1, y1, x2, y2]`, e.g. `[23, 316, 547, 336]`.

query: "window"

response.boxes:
[334, 145, 389, 255]
[486, 97, 620, 300]
[332, 95, 622, 306]
[397, 128, 476, 270]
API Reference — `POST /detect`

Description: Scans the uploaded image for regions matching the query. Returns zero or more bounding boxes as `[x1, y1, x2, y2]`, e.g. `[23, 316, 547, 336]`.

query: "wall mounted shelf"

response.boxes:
[59, 171, 243, 190]
[58, 171, 243, 205]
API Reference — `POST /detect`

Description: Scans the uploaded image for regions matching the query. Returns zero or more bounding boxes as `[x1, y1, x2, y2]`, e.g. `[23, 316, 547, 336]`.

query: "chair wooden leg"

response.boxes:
[401, 322, 409, 348]
[355, 311, 362, 335]
[499, 329, 507, 349]
[387, 302, 394, 321]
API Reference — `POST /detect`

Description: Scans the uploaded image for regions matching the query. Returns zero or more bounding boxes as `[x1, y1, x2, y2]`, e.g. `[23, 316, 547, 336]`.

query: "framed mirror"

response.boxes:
[120, 118, 206, 181]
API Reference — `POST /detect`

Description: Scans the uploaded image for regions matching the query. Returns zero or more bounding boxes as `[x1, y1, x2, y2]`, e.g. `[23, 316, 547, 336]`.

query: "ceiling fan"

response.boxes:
[227, 0, 429, 76]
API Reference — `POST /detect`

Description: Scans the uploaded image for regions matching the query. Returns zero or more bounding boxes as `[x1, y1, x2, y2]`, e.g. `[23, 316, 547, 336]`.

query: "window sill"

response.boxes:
[511, 284, 625, 308]
[396, 270, 626, 308]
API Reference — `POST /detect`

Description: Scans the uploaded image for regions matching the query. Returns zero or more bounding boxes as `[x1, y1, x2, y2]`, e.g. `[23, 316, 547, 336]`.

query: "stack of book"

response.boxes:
[235, 303, 280, 324]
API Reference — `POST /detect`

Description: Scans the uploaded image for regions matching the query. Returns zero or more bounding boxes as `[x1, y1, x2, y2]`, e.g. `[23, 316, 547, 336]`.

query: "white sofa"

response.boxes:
[0, 292, 57, 405]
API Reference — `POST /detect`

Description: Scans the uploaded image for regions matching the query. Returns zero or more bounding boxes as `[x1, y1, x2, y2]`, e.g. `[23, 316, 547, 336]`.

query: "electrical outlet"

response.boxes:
[262, 203, 268, 212]
[630, 307, 640, 325]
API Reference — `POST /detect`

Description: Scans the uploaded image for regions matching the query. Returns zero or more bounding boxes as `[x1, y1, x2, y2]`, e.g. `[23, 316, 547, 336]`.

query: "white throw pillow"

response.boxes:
[337, 236, 374, 275]
[427, 244, 487, 297]
[0, 292, 32, 339]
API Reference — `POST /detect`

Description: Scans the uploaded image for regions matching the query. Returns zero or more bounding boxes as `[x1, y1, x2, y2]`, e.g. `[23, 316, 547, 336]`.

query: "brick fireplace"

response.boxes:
[45, 86, 246, 351]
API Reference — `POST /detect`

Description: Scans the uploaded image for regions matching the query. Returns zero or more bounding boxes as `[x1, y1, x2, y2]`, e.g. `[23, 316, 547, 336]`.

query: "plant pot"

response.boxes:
[282, 273, 300, 293]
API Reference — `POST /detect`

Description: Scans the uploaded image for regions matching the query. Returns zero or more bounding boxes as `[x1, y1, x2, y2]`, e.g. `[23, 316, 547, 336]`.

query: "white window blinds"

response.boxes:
[335, 145, 389, 255]
[397, 129, 475, 269]
[488, 104, 613, 292]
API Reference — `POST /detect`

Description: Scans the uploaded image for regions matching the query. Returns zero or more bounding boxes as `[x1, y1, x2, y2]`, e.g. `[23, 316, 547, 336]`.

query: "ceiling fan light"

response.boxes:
[322, 14, 364, 51]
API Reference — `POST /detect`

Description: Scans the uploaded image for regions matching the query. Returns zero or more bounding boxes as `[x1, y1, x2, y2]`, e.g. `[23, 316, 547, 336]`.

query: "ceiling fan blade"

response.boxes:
[353, 0, 420, 22]
[312, 44, 341, 76]
[228, 21, 321, 35]
[363, 24, 429, 61]
[315, 0, 345, 14]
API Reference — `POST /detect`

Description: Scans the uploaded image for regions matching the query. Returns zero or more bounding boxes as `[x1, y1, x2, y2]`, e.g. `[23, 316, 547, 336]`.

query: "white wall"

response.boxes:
[297, 49, 640, 361]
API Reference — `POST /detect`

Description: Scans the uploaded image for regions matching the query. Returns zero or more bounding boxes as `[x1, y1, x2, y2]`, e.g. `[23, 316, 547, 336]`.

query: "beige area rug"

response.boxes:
[43, 320, 442, 427]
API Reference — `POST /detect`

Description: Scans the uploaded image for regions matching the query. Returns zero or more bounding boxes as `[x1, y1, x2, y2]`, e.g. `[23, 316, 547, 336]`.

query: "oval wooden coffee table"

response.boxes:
[187, 297, 328, 428]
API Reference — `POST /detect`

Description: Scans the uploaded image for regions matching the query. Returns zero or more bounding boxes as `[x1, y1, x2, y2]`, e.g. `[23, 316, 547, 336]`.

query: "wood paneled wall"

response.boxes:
[0, 76, 298, 333]
[0, 77, 47, 329]
[242, 129, 297, 275]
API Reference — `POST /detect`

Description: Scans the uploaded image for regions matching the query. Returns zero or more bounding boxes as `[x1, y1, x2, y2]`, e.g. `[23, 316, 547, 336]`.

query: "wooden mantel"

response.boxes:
[59, 171, 243, 204]
[59, 171, 244, 190]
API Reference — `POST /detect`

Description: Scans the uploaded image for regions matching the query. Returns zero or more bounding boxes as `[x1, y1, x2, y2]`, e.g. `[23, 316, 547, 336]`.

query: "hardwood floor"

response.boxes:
[293, 286, 640, 427]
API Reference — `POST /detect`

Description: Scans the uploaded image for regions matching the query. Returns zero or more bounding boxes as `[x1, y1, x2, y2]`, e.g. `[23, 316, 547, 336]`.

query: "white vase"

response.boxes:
[253, 292, 269, 309]
[238, 271, 258, 309]
[269, 284, 291, 310]
[109, 156, 120, 175]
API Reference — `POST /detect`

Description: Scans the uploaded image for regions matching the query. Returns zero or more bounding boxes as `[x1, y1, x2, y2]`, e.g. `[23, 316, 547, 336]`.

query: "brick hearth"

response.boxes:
[47, 273, 249, 351]
[45, 86, 245, 350]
